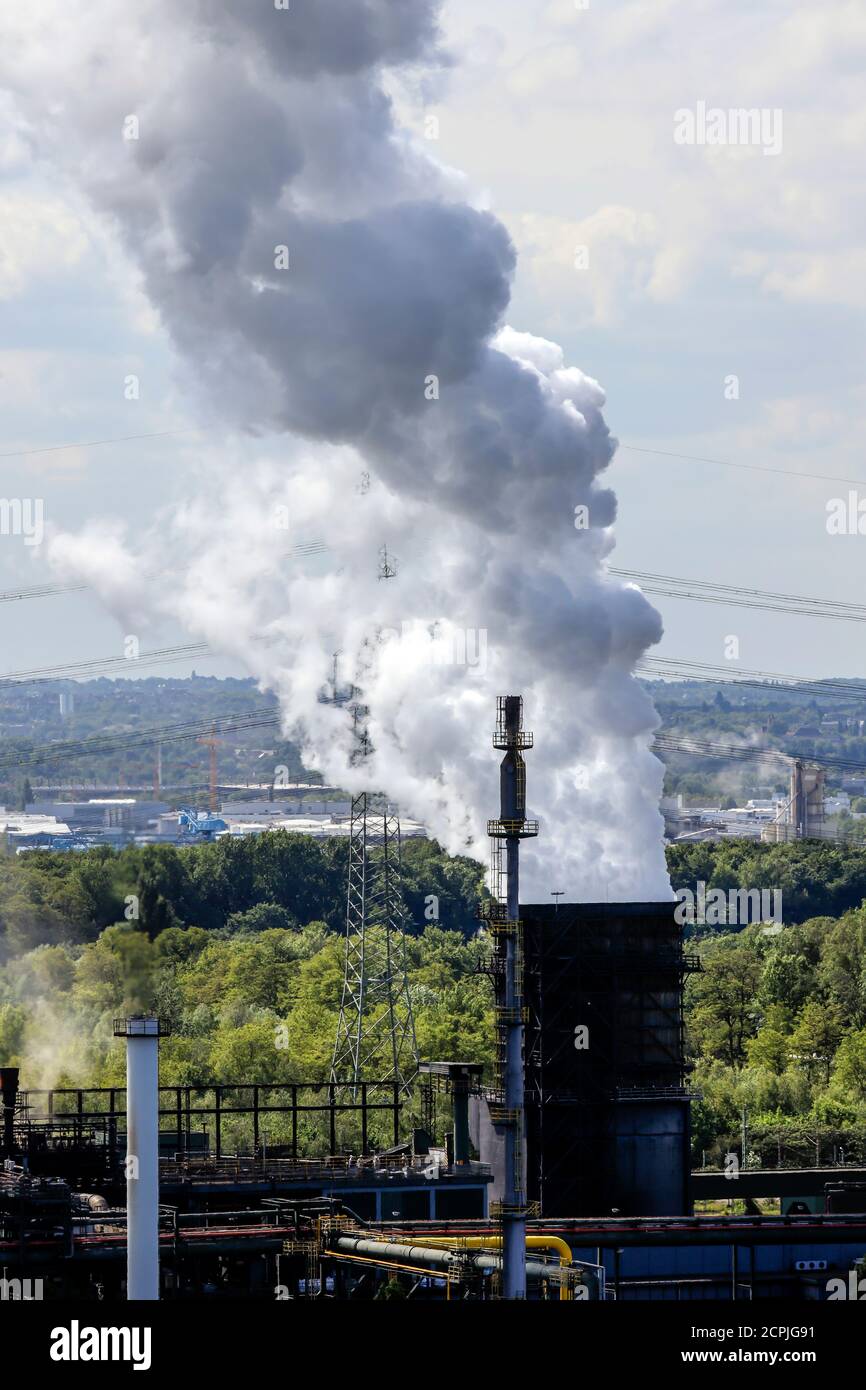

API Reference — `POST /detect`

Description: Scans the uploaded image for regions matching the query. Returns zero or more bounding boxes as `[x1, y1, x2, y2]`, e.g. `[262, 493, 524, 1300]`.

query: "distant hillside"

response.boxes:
[643, 675, 866, 802]
[0, 675, 309, 807]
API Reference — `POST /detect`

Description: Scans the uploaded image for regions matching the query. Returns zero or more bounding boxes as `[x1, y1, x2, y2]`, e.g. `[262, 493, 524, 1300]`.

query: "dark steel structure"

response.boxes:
[504, 901, 700, 1217]
[479, 695, 539, 1298]
[418, 1062, 483, 1167]
[0, 1066, 492, 1298]
[0, 1066, 19, 1157]
[9, 1081, 404, 1176]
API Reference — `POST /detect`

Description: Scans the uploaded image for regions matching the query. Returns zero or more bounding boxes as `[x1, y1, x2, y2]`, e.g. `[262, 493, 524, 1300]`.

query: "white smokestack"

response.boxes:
[1, 1, 672, 901]
[115, 1016, 164, 1302]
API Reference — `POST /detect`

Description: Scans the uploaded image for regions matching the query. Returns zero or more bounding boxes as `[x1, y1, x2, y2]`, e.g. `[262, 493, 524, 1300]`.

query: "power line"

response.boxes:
[652, 732, 866, 775]
[0, 581, 90, 604]
[619, 568, 866, 612]
[0, 641, 215, 687]
[652, 733, 790, 766]
[6, 553, 859, 641]
[0, 631, 294, 687]
[610, 568, 866, 623]
[0, 428, 199, 461]
[0, 611, 333, 687]
[6, 420, 861, 489]
[638, 657, 866, 703]
[642, 588, 866, 620]
[617, 443, 866, 488]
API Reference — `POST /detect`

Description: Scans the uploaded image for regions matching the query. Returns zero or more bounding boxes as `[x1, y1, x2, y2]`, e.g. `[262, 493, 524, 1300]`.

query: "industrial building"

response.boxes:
[3, 1055, 865, 1302]
[1, 696, 864, 1302]
[472, 900, 698, 1219]
[1, 794, 427, 853]
[762, 761, 829, 842]
[662, 761, 841, 845]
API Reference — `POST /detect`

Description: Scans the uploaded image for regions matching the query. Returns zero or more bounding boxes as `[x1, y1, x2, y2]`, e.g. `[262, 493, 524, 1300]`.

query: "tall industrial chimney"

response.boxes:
[485, 696, 538, 1299]
[113, 1016, 169, 1301]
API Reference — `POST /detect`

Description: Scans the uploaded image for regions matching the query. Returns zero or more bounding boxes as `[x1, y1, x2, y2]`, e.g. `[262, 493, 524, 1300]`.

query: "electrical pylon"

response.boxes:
[331, 786, 418, 1096]
[330, 560, 419, 1097]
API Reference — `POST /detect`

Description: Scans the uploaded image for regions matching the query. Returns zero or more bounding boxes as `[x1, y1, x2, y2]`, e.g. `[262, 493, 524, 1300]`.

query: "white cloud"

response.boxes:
[0, 190, 88, 298]
[435, 0, 866, 320]
[734, 249, 866, 308]
[503, 205, 668, 326]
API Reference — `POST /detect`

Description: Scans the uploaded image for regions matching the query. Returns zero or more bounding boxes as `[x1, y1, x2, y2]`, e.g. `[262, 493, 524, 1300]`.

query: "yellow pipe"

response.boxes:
[405, 1234, 576, 1300]
[330, 1249, 454, 1287]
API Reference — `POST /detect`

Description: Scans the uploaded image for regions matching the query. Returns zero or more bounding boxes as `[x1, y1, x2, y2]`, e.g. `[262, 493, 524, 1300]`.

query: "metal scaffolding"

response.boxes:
[13, 1081, 403, 1168]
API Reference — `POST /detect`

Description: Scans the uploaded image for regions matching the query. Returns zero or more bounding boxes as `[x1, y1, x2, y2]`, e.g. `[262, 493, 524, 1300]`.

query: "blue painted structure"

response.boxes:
[178, 807, 228, 838]
[560, 1215, 866, 1299]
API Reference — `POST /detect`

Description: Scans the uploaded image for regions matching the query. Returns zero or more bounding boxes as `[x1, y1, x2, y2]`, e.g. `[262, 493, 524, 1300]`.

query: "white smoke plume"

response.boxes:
[1, 0, 671, 901]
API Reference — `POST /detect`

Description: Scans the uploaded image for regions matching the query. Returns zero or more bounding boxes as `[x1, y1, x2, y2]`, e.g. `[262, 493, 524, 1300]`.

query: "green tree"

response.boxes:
[831, 1029, 866, 1102]
[686, 936, 762, 1067]
[224, 903, 299, 935]
[788, 1002, 845, 1084]
[746, 1025, 789, 1075]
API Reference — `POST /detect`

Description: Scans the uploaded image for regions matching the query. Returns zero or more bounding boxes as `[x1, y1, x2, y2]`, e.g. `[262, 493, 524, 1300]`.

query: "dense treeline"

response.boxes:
[2, 832, 854, 963]
[671, 842, 866, 1163]
[2, 833, 866, 1162]
[0, 832, 484, 959]
[687, 913, 866, 1165]
[668, 839, 866, 926]
[0, 832, 489, 1144]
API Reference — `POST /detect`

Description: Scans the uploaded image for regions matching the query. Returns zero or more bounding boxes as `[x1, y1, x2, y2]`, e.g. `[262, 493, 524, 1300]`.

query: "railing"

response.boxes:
[158, 1154, 492, 1183]
[614, 1086, 700, 1101]
[487, 818, 540, 838]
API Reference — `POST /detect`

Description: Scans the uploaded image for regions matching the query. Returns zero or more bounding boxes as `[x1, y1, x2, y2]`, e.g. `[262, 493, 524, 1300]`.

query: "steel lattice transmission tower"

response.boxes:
[331, 549, 419, 1096]
[332, 787, 419, 1095]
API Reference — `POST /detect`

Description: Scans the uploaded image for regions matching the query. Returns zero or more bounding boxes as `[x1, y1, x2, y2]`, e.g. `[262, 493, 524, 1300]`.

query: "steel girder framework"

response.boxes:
[331, 793, 418, 1098]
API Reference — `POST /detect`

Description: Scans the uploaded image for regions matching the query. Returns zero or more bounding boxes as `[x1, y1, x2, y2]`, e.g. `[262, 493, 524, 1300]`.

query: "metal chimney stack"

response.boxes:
[485, 696, 538, 1299]
[113, 1016, 169, 1301]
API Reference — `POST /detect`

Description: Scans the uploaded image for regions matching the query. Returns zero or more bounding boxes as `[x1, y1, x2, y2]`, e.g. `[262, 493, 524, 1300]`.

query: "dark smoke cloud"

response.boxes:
[193, 0, 444, 76]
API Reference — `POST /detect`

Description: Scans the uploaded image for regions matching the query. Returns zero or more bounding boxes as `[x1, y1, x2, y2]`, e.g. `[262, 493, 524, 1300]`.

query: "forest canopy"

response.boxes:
[1, 833, 865, 1162]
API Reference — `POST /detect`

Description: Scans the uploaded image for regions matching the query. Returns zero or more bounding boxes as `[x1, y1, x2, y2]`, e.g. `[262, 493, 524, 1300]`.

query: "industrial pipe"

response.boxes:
[403, 1234, 579, 1300]
[114, 1016, 168, 1301]
[331, 1235, 571, 1294]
